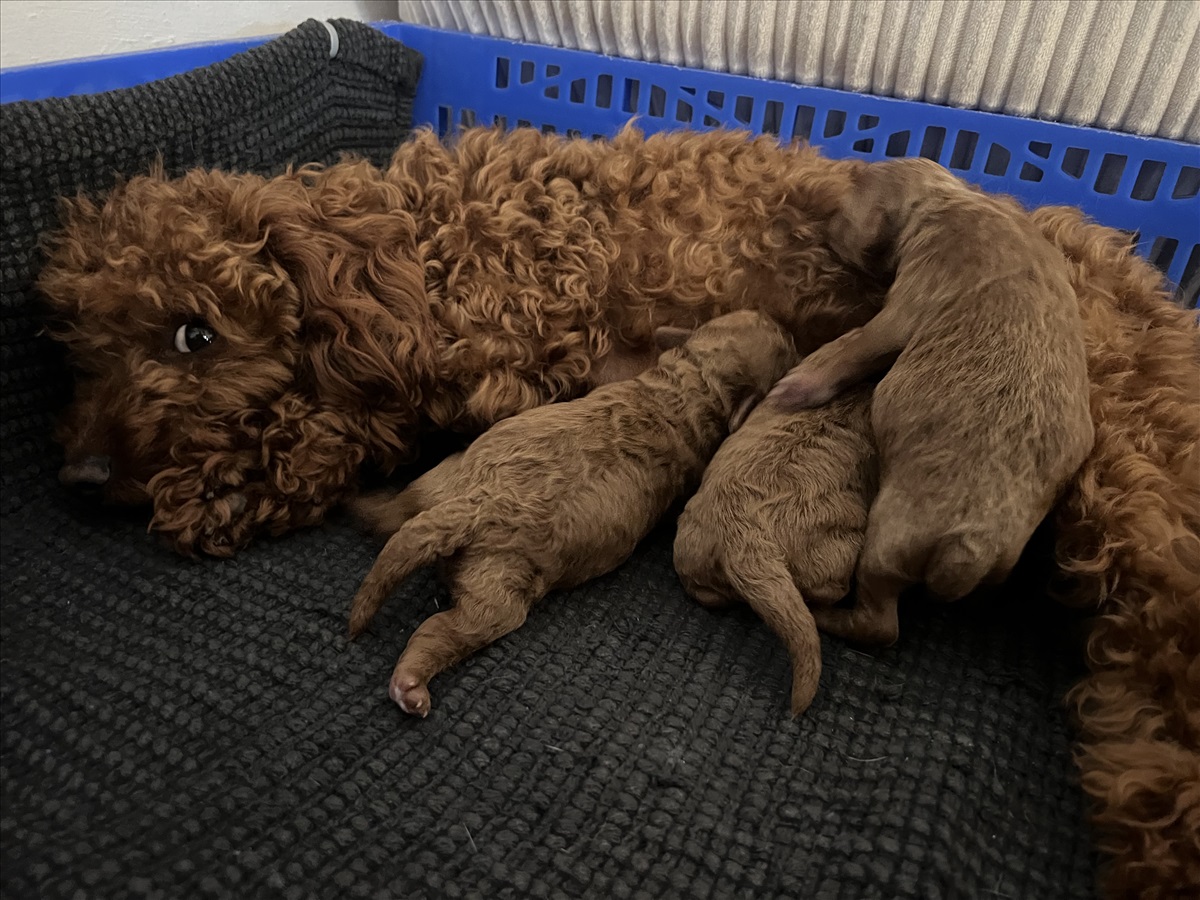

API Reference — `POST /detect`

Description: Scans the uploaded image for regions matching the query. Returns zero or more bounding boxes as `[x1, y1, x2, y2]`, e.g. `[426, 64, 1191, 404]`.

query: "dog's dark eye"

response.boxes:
[174, 321, 215, 354]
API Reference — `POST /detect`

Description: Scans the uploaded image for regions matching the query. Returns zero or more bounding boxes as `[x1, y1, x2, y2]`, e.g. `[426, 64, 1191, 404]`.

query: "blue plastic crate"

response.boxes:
[380, 23, 1199, 303]
[3, 20, 1197, 303]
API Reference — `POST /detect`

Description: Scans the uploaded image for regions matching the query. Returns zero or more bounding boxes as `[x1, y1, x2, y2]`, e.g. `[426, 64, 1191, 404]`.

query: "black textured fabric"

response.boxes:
[1, 21, 1097, 900]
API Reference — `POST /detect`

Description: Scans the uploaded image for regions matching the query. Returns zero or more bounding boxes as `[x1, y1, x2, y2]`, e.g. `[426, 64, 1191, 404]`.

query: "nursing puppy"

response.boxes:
[347, 311, 796, 716]
[769, 158, 1094, 646]
[674, 384, 877, 714]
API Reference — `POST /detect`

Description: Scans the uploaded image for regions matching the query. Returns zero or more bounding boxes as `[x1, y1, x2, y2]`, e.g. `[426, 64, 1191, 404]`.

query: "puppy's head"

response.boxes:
[38, 163, 436, 556]
[829, 157, 965, 270]
[657, 311, 798, 430]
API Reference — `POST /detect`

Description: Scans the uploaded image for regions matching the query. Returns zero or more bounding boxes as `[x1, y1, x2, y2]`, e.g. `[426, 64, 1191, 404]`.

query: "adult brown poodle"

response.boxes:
[1034, 206, 1200, 900]
[36, 125, 1200, 898]
[38, 126, 882, 557]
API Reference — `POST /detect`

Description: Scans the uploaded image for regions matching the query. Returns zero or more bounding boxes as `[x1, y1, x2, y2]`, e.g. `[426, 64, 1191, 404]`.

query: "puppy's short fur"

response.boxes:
[770, 158, 1094, 646]
[347, 311, 796, 716]
[674, 384, 877, 714]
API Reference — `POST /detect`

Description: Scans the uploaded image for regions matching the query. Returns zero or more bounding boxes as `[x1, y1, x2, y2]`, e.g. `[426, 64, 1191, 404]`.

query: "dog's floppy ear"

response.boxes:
[653, 326, 693, 351]
[729, 392, 762, 433]
[147, 392, 364, 556]
[252, 169, 439, 416]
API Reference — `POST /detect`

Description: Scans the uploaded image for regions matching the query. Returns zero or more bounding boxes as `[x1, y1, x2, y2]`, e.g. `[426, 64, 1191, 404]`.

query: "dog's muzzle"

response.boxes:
[59, 455, 111, 492]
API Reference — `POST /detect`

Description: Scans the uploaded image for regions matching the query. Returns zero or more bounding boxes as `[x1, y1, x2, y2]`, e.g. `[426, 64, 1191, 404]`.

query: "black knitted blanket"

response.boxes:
[0, 21, 1096, 900]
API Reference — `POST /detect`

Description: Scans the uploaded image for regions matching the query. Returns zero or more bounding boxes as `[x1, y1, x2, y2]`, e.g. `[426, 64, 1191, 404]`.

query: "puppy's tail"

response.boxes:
[725, 549, 822, 716]
[348, 498, 481, 639]
[349, 488, 428, 537]
[349, 453, 468, 537]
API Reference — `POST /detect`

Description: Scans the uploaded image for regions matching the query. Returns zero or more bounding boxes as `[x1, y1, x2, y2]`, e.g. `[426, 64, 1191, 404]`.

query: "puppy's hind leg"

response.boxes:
[814, 484, 918, 647]
[768, 300, 913, 410]
[673, 527, 736, 610]
[388, 552, 539, 717]
[923, 532, 1012, 602]
[810, 552, 902, 648]
[348, 497, 479, 638]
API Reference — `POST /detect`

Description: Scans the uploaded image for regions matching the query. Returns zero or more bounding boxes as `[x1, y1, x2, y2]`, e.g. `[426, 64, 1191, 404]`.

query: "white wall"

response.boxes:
[0, 0, 400, 68]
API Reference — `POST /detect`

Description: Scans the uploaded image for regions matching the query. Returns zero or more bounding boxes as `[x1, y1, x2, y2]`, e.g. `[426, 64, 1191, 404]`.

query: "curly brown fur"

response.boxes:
[674, 383, 877, 715]
[37, 126, 880, 556]
[770, 158, 1095, 648]
[345, 311, 796, 715]
[1029, 206, 1200, 900]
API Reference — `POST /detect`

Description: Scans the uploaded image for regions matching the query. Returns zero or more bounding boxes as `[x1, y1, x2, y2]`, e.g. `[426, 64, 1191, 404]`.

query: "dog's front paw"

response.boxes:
[195, 490, 256, 554]
[150, 483, 257, 557]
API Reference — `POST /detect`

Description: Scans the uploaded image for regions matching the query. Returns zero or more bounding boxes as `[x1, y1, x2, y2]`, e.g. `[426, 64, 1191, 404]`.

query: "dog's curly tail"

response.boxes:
[348, 497, 482, 639]
[725, 548, 823, 716]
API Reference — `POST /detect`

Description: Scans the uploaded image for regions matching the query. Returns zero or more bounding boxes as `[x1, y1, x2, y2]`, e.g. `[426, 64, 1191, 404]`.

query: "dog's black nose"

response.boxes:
[59, 455, 111, 491]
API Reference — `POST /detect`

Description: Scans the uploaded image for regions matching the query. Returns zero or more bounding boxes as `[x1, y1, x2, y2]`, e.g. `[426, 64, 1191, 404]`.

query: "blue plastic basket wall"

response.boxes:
[3, 21, 1197, 304]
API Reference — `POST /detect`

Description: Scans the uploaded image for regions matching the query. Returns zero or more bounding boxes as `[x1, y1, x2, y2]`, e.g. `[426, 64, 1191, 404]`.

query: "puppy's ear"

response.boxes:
[653, 326, 693, 351]
[729, 392, 762, 433]
[828, 164, 895, 270]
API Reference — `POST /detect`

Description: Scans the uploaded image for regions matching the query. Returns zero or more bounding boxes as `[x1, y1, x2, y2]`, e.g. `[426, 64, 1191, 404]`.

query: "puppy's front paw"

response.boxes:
[768, 368, 837, 410]
[389, 671, 431, 717]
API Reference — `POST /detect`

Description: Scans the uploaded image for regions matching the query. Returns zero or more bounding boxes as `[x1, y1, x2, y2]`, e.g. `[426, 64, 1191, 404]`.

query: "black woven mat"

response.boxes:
[1, 21, 1097, 900]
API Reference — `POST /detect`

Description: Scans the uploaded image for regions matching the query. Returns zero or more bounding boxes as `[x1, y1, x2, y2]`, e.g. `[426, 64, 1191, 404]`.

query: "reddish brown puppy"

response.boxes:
[347, 311, 796, 716]
[674, 383, 877, 715]
[770, 158, 1094, 648]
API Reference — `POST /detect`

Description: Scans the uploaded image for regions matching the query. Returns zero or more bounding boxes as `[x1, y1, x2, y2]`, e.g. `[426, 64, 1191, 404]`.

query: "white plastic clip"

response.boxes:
[322, 20, 340, 59]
